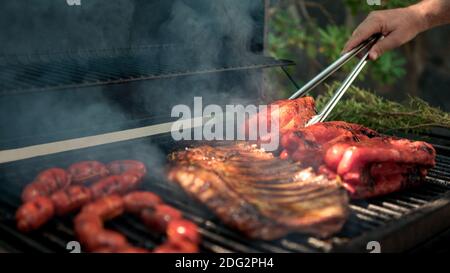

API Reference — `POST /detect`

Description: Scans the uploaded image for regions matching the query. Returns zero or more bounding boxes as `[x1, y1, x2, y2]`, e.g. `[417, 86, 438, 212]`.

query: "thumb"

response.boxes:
[368, 32, 401, 60]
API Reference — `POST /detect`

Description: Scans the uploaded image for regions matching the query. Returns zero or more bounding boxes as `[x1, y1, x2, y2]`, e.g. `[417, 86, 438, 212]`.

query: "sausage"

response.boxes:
[21, 168, 71, 202]
[74, 211, 127, 252]
[17, 171, 140, 232]
[67, 161, 109, 185]
[74, 213, 104, 239]
[50, 186, 92, 215]
[74, 196, 127, 251]
[123, 192, 162, 214]
[140, 204, 182, 233]
[72, 191, 199, 253]
[80, 229, 128, 252]
[16, 197, 55, 232]
[89, 174, 142, 200]
[89, 175, 126, 200]
[167, 219, 200, 245]
[279, 149, 290, 160]
[107, 160, 147, 179]
[118, 172, 144, 193]
[80, 195, 124, 220]
[16, 185, 91, 232]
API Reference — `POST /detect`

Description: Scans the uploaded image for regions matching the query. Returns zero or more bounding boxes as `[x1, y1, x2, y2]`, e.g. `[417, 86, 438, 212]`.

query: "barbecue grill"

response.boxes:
[0, 0, 449, 253]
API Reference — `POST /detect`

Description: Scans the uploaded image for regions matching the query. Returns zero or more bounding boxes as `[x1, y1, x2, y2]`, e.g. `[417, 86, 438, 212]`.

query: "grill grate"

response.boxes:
[0, 138, 449, 253]
[0, 46, 294, 96]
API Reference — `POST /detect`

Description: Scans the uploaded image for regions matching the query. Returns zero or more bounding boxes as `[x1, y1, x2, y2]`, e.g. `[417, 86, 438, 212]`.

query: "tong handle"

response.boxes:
[305, 50, 370, 126]
[289, 34, 381, 100]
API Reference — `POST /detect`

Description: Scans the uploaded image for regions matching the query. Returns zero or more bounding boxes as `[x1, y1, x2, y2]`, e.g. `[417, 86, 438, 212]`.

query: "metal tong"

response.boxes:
[289, 34, 381, 126]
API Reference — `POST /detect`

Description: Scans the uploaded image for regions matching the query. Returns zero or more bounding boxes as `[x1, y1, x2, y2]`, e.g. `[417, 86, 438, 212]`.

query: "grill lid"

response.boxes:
[0, 0, 296, 150]
[0, 47, 293, 96]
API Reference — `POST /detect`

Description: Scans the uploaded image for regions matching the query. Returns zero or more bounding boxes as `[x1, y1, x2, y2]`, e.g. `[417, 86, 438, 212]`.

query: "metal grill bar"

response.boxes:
[0, 142, 449, 253]
[0, 48, 294, 96]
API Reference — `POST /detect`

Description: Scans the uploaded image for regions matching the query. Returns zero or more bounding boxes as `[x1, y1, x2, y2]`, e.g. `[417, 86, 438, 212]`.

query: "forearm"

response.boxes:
[411, 0, 450, 30]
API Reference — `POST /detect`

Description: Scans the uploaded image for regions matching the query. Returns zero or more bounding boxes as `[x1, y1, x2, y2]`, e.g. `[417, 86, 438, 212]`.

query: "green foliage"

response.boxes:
[268, 9, 309, 60]
[268, 1, 409, 91]
[317, 25, 351, 60]
[267, 1, 450, 134]
[316, 82, 450, 133]
[371, 51, 406, 84]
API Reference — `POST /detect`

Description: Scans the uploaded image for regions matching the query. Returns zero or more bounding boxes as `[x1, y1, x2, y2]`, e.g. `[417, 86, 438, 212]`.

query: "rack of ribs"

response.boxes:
[168, 142, 349, 240]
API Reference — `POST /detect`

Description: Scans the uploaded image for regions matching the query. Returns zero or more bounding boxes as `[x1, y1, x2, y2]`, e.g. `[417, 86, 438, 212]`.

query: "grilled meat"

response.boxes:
[17, 160, 147, 232]
[75, 195, 127, 251]
[325, 137, 436, 172]
[16, 197, 55, 232]
[280, 121, 436, 198]
[21, 168, 71, 202]
[89, 172, 143, 200]
[168, 143, 349, 240]
[244, 96, 316, 142]
[67, 161, 109, 185]
[81, 229, 129, 252]
[17, 173, 144, 232]
[50, 185, 93, 215]
[323, 137, 436, 198]
[107, 160, 147, 179]
[74, 213, 104, 240]
[74, 192, 200, 253]
[123, 192, 162, 214]
[80, 195, 125, 221]
[167, 219, 201, 245]
[141, 204, 183, 233]
[280, 121, 381, 166]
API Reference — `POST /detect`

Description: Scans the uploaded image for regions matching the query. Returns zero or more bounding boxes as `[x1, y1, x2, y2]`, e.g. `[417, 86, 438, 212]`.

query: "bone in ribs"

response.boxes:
[168, 142, 349, 240]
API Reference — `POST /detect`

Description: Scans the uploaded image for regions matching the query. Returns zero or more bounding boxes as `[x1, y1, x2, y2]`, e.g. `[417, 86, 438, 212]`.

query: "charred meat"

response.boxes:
[168, 143, 349, 240]
[244, 96, 316, 142]
[74, 192, 200, 253]
[323, 136, 435, 198]
[16, 160, 147, 232]
[280, 121, 436, 198]
[280, 121, 381, 167]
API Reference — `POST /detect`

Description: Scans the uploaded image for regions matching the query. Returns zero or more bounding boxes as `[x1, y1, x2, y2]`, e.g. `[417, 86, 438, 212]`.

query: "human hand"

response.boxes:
[342, 6, 427, 60]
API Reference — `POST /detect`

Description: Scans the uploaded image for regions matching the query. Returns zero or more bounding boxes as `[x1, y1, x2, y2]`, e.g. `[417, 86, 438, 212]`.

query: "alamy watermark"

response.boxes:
[170, 97, 280, 151]
[366, 241, 381, 253]
[66, 0, 81, 6]
[367, 0, 381, 6]
[66, 241, 81, 253]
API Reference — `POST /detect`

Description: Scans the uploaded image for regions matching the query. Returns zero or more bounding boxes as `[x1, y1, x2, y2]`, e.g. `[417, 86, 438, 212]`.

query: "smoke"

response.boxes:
[0, 0, 137, 56]
[128, 0, 266, 106]
[0, 0, 270, 182]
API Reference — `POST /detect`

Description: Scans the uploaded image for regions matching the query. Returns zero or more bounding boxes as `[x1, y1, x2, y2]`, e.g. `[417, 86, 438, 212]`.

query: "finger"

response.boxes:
[342, 17, 383, 53]
[368, 31, 402, 60]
